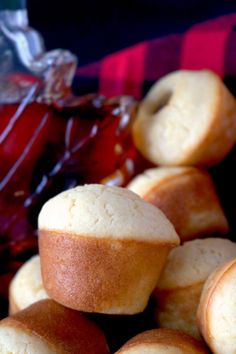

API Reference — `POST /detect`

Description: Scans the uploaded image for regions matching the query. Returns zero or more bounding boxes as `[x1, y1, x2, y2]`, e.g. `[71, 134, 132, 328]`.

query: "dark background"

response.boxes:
[28, 0, 236, 66]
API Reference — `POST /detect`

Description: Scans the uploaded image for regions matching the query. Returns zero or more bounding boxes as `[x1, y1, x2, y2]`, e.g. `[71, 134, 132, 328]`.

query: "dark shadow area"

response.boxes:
[28, 0, 236, 65]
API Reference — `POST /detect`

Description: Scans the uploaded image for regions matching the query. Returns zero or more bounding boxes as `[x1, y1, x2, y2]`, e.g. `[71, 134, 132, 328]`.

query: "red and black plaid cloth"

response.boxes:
[75, 14, 236, 99]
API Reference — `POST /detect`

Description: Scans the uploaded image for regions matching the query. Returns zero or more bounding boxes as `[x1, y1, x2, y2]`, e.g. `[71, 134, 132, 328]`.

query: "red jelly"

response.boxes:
[0, 94, 147, 299]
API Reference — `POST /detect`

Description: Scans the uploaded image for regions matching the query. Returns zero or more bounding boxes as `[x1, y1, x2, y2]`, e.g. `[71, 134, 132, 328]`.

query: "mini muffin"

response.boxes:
[115, 328, 209, 353]
[38, 184, 179, 314]
[127, 167, 228, 242]
[154, 238, 236, 339]
[9, 255, 48, 314]
[197, 258, 236, 354]
[133, 69, 236, 167]
[0, 299, 110, 353]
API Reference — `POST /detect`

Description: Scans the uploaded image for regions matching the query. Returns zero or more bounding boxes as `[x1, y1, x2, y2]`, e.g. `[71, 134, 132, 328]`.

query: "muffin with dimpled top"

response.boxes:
[38, 184, 179, 314]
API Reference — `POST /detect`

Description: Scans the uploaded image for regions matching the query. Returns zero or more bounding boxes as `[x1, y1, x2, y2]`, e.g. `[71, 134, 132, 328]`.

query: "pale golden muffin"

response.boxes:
[38, 184, 179, 314]
[127, 167, 228, 242]
[154, 238, 236, 339]
[115, 328, 209, 354]
[197, 258, 236, 354]
[9, 255, 49, 314]
[133, 70, 236, 167]
[0, 299, 110, 353]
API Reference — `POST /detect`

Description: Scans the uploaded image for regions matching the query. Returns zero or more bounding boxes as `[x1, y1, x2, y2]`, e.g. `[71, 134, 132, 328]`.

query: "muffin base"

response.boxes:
[39, 231, 173, 314]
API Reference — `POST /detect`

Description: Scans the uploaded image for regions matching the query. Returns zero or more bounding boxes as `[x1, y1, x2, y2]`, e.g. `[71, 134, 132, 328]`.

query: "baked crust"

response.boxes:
[133, 70, 236, 167]
[39, 231, 173, 314]
[154, 283, 203, 339]
[197, 258, 236, 354]
[0, 299, 110, 354]
[154, 238, 236, 339]
[115, 328, 209, 353]
[128, 167, 228, 242]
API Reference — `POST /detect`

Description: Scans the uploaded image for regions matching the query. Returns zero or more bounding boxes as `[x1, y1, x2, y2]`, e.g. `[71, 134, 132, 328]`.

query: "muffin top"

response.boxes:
[38, 184, 179, 244]
[157, 238, 236, 289]
[9, 255, 48, 312]
[116, 328, 208, 354]
[127, 167, 194, 196]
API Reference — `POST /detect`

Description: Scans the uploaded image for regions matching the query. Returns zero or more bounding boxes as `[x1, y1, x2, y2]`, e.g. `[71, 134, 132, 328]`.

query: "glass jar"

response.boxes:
[0, 0, 142, 314]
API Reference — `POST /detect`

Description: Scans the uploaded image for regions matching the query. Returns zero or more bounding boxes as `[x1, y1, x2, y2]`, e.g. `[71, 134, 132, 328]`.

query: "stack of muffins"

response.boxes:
[1, 69, 236, 353]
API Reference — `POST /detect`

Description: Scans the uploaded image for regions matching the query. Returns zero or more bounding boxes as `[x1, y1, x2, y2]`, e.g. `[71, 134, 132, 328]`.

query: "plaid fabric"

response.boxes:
[75, 13, 236, 99]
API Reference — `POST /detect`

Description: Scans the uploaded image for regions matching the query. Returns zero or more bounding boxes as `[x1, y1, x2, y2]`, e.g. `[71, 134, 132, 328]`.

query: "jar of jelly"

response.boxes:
[0, 0, 142, 314]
